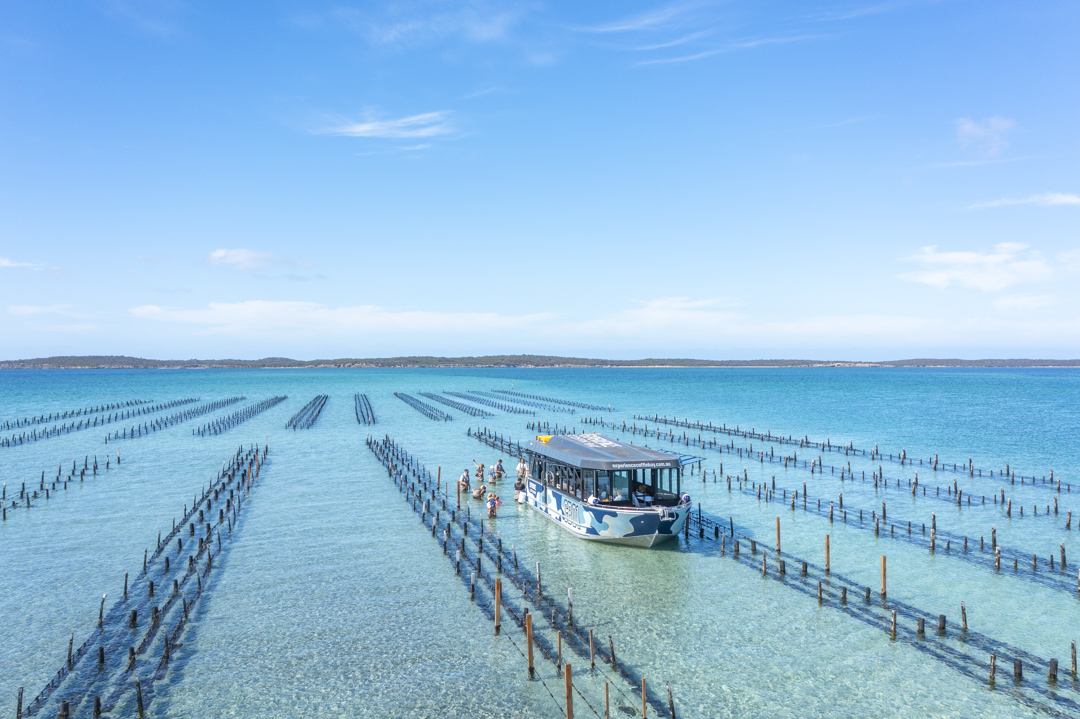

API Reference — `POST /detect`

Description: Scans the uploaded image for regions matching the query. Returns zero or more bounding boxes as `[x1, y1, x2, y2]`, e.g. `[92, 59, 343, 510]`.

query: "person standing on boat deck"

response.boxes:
[459, 469, 471, 492]
[516, 458, 528, 480]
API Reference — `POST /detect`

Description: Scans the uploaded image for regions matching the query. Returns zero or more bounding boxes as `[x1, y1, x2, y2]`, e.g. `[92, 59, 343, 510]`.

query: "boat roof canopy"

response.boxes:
[526, 433, 683, 471]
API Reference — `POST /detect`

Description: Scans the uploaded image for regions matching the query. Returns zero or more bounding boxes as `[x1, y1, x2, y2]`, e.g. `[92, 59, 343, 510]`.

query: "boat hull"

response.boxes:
[524, 479, 689, 547]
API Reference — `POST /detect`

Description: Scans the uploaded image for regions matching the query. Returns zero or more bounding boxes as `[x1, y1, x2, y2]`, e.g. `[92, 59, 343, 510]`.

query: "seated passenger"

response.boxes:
[612, 488, 625, 502]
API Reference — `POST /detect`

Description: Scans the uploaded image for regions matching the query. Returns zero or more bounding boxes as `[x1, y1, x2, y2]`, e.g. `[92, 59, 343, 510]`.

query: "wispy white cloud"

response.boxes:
[131, 300, 555, 335]
[955, 116, 1015, 158]
[579, 2, 703, 34]
[0, 257, 37, 268]
[321, 111, 453, 139]
[206, 249, 281, 272]
[123, 294, 1080, 351]
[637, 34, 822, 65]
[8, 304, 79, 317]
[898, 243, 1052, 291]
[634, 29, 715, 51]
[297, 2, 527, 47]
[968, 193, 1080, 210]
[204, 249, 320, 281]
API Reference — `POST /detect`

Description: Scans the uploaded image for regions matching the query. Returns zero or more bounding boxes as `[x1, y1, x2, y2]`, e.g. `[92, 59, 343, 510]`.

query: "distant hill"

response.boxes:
[1, 355, 1079, 369]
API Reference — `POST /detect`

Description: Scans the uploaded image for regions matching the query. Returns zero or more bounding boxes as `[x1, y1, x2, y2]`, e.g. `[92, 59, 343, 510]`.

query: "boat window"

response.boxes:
[612, 470, 631, 501]
[654, 468, 679, 502]
[596, 471, 612, 501]
[584, 470, 595, 498]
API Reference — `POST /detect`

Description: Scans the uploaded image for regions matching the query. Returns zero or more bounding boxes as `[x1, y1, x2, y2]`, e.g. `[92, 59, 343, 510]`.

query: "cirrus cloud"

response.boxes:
[967, 193, 1080, 210]
[898, 243, 1052, 291]
[320, 111, 453, 139]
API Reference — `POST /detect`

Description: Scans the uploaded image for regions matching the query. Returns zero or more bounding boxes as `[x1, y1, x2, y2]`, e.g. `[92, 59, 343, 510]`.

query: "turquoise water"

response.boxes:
[3, 367, 1080, 717]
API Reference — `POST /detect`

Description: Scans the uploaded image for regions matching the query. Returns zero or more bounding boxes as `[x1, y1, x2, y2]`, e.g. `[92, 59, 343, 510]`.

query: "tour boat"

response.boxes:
[523, 433, 698, 547]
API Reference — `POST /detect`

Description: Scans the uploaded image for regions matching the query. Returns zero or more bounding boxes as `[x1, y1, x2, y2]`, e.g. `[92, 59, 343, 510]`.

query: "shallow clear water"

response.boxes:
[2, 367, 1080, 717]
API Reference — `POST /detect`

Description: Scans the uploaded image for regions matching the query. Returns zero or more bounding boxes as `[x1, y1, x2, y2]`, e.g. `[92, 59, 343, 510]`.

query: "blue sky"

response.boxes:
[1, 0, 1077, 360]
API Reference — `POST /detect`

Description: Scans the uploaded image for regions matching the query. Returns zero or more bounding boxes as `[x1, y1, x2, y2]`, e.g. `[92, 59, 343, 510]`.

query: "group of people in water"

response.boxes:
[457, 457, 530, 518]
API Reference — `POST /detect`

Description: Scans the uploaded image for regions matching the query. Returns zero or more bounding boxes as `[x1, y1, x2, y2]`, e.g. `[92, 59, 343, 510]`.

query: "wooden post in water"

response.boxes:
[494, 578, 502, 634]
[590, 629, 595, 668]
[526, 613, 534, 677]
[565, 664, 573, 719]
[881, 556, 887, 598]
[776, 517, 781, 553]
[990, 653, 997, 684]
[825, 535, 830, 574]
[605, 682, 610, 719]
[642, 678, 647, 718]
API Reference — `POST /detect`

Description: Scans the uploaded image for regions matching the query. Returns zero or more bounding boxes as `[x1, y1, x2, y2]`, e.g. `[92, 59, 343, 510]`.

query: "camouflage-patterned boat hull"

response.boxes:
[525, 479, 689, 547]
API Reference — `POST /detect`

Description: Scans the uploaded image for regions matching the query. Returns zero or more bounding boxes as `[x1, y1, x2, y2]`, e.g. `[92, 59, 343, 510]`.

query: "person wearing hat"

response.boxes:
[458, 468, 471, 493]
[486, 492, 498, 518]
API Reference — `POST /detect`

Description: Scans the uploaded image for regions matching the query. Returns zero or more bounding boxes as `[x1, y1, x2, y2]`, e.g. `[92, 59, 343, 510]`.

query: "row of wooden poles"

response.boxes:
[394, 392, 453, 421]
[3, 452, 119, 521]
[105, 397, 245, 442]
[3, 399, 152, 430]
[2, 398, 199, 449]
[489, 390, 611, 412]
[727, 472, 1080, 598]
[682, 508, 1080, 716]
[194, 396, 288, 436]
[604, 418, 1080, 594]
[420, 392, 494, 418]
[468, 390, 572, 415]
[611, 420, 1075, 531]
[17, 443, 268, 719]
[354, 393, 376, 425]
[468, 427, 526, 458]
[285, 395, 327, 430]
[445, 391, 534, 416]
[366, 436, 678, 718]
[628, 413, 1067, 491]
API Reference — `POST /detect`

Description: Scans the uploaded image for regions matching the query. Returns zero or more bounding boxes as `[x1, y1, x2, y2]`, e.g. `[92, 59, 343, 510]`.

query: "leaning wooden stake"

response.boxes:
[494, 578, 502, 634]
[642, 677, 647, 718]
